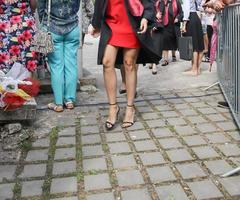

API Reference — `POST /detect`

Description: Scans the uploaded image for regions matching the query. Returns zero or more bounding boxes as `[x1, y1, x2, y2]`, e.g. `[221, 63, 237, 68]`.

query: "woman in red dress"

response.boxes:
[90, 0, 159, 130]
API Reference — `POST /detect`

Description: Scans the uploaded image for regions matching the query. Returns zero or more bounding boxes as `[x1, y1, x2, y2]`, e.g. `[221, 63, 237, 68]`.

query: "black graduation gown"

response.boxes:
[92, 0, 161, 65]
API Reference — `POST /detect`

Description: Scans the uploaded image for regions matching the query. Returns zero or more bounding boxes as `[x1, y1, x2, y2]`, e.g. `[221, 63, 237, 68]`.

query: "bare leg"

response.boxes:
[203, 34, 209, 53]
[197, 51, 204, 75]
[161, 50, 169, 66]
[102, 45, 119, 128]
[183, 51, 198, 76]
[122, 48, 139, 128]
[120, 65, 126, 92]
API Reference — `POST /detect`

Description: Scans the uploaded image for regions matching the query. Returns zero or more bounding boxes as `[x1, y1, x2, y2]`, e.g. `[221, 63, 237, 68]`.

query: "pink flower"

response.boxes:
[26, 19, 34, 27]
[10, 16, 21, 24]
[27, 60, 37, 71]
[22, 30, 32, 41]
[0, 53, 10, 63]
[9, 45, 21, 56]
[0, 21, 10, 32]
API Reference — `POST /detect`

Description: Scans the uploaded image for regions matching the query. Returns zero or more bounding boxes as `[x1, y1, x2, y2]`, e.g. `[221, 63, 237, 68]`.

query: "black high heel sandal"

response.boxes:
[122, 105, 135, 128]
[105, 103, 120, 131]
[161, 60, 169, 66]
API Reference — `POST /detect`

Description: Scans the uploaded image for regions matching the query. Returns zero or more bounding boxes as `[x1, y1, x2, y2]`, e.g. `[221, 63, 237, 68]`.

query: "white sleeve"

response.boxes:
[183, 0, 190, 21]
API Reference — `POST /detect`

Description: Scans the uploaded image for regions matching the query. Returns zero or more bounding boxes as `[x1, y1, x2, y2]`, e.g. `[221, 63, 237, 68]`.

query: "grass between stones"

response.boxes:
[42, 127, 58, 199]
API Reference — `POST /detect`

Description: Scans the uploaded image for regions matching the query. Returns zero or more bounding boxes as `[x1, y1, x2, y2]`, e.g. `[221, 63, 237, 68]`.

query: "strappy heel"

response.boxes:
[105, 103, 120, 131]
[122, 105, 135, 128]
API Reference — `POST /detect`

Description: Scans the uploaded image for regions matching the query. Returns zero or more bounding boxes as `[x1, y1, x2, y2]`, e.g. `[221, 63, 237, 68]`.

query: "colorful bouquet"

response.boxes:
[0, 63, 39, 111]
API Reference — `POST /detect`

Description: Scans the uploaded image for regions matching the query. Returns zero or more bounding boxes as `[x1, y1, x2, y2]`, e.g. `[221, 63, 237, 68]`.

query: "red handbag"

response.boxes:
[128, 0, 144, 17]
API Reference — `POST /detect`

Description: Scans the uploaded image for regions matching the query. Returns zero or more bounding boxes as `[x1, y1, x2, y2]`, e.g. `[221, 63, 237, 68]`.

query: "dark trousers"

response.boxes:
[207, 25, 213, 58]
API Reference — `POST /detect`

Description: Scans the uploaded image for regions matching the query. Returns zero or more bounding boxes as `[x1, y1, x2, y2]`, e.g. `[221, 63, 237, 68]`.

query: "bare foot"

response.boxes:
[122, 105, 135, 128]
[182, 70, 198, 76]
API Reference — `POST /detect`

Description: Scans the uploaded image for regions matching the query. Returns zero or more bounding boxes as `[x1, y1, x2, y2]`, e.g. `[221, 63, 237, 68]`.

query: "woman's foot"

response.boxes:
[64, 101, 74, 110]
[182, 70, 198, 76]
[161, 60, 169, 66]
[48, 103, 64, 112]
[152, 64, 157, 75]
[122, 105, 135, 128]
[105, 103, 120, 131]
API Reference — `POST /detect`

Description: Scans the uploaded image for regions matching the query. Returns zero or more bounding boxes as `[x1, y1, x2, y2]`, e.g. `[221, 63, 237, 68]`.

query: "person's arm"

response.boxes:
[30, 0, 37, 12]
[91, 0, 105, 29]
[37, 0, 47, 22]
[142, 0, 155, 21]
[182, 0, 190, 21]
[85, 0, 94, 19]
[175, 0, 184, 22]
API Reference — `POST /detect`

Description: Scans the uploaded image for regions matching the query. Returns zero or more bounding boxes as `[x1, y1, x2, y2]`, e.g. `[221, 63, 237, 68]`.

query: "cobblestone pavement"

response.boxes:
[1, 87, 240, 200]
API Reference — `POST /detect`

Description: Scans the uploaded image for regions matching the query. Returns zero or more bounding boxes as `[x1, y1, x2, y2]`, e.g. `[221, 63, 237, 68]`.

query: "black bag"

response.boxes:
[178, 36, 193, 61]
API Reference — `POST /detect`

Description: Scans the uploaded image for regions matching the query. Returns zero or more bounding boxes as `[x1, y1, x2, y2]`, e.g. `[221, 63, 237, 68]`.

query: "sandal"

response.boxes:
[148, 64, 153, 69]
[161, 60, 169, 66]
[119, 88, 127, 94]
[48, 103, 64, 112]
[64, 101, 74, 109]
[105, 103, 120, 131]
[172, 56, 177, 62]
[122, 105, 135, 128]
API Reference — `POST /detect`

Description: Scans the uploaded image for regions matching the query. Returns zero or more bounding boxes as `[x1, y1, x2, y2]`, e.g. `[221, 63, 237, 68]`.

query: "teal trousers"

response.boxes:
[48, 27, 80, 105]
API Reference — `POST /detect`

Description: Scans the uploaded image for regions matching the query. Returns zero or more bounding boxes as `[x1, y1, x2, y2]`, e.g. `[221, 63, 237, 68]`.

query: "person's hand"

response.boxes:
[138, 18, 148, 34]
[181, 22, 187, 33]
[214, 0, 225, 11]
[88, 24, 100, 38]
[156, 12, 162, 20]
[174, 18, 179, 23]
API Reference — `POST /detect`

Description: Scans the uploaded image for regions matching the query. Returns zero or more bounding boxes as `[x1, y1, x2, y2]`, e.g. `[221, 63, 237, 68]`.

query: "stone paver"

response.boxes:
[227, 131, 240, 141]
[0, 183, 14, 199]
[87, 192, 115, 200]
[53, 161, 76, 175]
[51, 197, 78, 200]
[121, 188, 151, 200]
[54, 147, 76, 160]
[151, 128, 174, 138]
[167, 117, 187, 126]
[58, 127, 76, 136]
[106, 132, 126, 142]
[204, 160, 233, 175]
[116, 170, 144, 186]
[134, 140, 157, 151]
[158, 138, 183, 149]
[146, 119, 166, 128]
[83, 158, 107, 171]
[156, 184, 188, 200]
[205, 133, 231, 144]
[217, 144, 240, 156]
[56, 137, 76, 146]
[139, 152, 166, 165]
[176, 163, 207, 179]
[26, 149, 49, 162]
[219, 176, 240, 196]
[21, 180, 44, 197]
[217, 121, 238, 131]
[108, 142, 131, 154]
[82, 145, 104, 157]
[175, 125, 196, 136]
[129, 130, 151, 140]
[147, 166, 176, 183]
[0, 165, 16, 181]
[188, 180, 223, 199]
[20, 164, 46, 178]
[51, 177, 77, 194]
[167, 149, 194, 162]
[32, 138, 50, 148]
[81, 134, 101, 145]
[192, 146, 219, 159]
[112, 154, 137, 168]
[183, 135, 207, 146]
[84, 174, 111, 191]
[81, 126, 99, 134]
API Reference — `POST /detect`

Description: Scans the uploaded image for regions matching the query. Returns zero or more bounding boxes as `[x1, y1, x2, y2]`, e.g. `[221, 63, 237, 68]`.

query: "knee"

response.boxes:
[102, 58, 113, 71]
[124, 59, 135, 72]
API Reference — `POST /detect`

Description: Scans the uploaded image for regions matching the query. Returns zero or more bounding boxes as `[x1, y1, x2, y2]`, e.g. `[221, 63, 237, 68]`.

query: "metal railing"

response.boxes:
[217, 3, 240, 127]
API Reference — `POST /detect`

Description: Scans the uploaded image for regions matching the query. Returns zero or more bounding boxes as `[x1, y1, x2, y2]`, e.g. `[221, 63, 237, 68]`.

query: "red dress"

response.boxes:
[106, 0, 140, 48]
